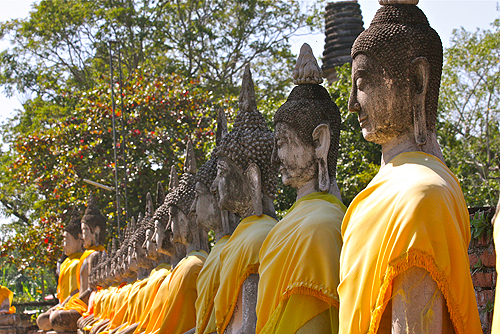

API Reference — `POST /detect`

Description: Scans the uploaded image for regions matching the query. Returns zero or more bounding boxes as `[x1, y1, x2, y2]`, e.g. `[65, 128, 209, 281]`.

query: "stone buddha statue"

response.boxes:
[186, 109, 240, 334]
[37, 208, 84, 331]
[142, 182, 168, 263]
[210, 65, 278, 334]
[0, 285, 18, 326]
[151, 166, 179, 260]
[49, 193, 106, 332]
[133, 144, 207, 334]
[339, 1, 481, 333]
[255, 44, 345, 334]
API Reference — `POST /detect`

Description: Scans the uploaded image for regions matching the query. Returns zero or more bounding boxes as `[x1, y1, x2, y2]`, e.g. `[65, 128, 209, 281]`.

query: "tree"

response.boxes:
[0, 0, 315, 293]
[438, 19, 500, 207]
[0, 70, 228, 292]
[0, 0, 309, 101]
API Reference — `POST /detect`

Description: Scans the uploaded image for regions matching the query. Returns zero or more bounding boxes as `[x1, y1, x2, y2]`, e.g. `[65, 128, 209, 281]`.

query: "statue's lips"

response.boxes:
[358, 115, 368, 125]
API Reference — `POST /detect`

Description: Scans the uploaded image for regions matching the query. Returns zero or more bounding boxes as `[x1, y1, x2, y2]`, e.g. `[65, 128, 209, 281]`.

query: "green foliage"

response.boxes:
[438, 19, 500, 207]
[0, 0, 316, 299]
[470, 211, 492, 239]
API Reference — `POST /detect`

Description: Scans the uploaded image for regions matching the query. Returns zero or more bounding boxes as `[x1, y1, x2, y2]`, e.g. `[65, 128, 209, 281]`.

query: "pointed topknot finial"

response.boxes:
[169, 165, 179, 190]
[130, 216, 137, 234]
[145, 192, 154, 217]
[239, 64, 257, 113]
[184, 140, 197, 174]
[107, 240, 112, 254]
[293, 43, 323, 85]
[379, 0, 418, 4]
[156, 181, 165, 206]
[216, 108, 228, 146]
[112, 238, 118, 254]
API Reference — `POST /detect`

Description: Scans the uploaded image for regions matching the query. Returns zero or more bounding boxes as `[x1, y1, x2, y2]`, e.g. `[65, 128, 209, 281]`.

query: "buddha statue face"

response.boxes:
[169, 205, 192, 245]
[143, 227, 158, 260]
[131, 240, 151, 269]
[193, 181, 221, 231]
[154, 219, 174, 255]
[127, 244, 139, 273]
[81, 223, 100, 249]
[62, 231, 83, 256]
[273, 122, 318, 189]
[212, 156, 253, 216]
[348, 53, 413, 145]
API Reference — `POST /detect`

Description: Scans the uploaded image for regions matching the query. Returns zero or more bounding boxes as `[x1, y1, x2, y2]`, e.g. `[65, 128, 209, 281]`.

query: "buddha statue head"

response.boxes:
[63, 208, 84, 256]
[192, 109, 236, 236]
[168, 140, 207, 253]
[213, 65, 278, 218]
[81, 193, 107, 249]
[151, 166, 178, 256]
[128, 193, 155, 272]
[142, 182, 165, 261]
[348, 0, 443, 150]
[273, 44, 341, 198]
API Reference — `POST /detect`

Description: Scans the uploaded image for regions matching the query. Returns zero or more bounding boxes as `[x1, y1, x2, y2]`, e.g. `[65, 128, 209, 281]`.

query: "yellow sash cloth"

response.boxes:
[57, 252, 82, 303]
[63, 245, 104, 315]
[155, 250, 207, 334]
[106, 279, 142, 331]
[76, 245, 105, 289]
[256, 192, 345, 334]
[492, 213, 500, 334]
[106, 282, 134, 328]
[137, 272, 174, 334]
[195, 235, 230, 334]
[215, 215, 277, 333]
[0, 286, 15, 314]
[133, 264, 172, 334]
[126, 263, 171, 327]
[339, 152, 481, 334]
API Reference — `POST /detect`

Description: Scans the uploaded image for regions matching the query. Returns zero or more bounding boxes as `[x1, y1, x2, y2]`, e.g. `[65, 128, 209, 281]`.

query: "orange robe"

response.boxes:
[133, 263, 172, 334]
[154, 250, 207, 334]
[339, 152, 481, 334]
[256, 193, 345, 333]
[215, 215, 277, 333]
[195, 236, 230, 334]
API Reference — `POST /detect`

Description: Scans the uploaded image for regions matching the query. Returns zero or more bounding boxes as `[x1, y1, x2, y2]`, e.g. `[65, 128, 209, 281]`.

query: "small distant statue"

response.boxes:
[339, 1, 481, 333]
[37, 208, 84, 331]
[256, 43, 345, 333]
[50, 193, 106, 332]
[0, 285, 18, 326]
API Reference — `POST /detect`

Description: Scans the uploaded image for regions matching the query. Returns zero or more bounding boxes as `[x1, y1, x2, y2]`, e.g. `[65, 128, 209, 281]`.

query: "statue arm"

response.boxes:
[391, 266, 455, 334]
[236, 273, 259, 334]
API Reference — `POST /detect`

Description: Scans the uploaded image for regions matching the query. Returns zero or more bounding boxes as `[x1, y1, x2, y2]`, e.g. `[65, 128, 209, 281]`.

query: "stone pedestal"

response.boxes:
[0, 327, 17, 334]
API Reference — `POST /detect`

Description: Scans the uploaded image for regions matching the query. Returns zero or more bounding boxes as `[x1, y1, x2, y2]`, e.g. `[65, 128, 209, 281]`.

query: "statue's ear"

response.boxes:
[94, 226, 101, 243]
[312, 124, 331, 192]
[411, 57, 430, 146]
[245, 163, 263, 216]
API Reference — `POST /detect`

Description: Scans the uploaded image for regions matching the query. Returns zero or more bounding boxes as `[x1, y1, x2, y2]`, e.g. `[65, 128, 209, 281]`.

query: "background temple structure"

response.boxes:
[322, 0, 364, 83]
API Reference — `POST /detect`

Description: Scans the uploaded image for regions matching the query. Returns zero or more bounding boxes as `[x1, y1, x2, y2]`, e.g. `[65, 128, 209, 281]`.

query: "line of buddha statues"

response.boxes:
[34, 1, 484, 334]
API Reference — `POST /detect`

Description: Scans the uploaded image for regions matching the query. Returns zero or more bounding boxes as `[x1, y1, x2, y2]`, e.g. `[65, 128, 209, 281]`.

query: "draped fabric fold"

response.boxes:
[256, 193, 345, 334]
[215, 215, 277, 334]
[57, 252, 82, 303]
[155, 250, 207, 334]
[339, 152, 481, 334]
[0, 286, 15, 314]
[195, 235, 230, 334]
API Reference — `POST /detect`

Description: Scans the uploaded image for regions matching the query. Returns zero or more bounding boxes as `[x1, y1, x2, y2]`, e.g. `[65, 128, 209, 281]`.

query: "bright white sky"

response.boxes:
[0, 0, 499, 225]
